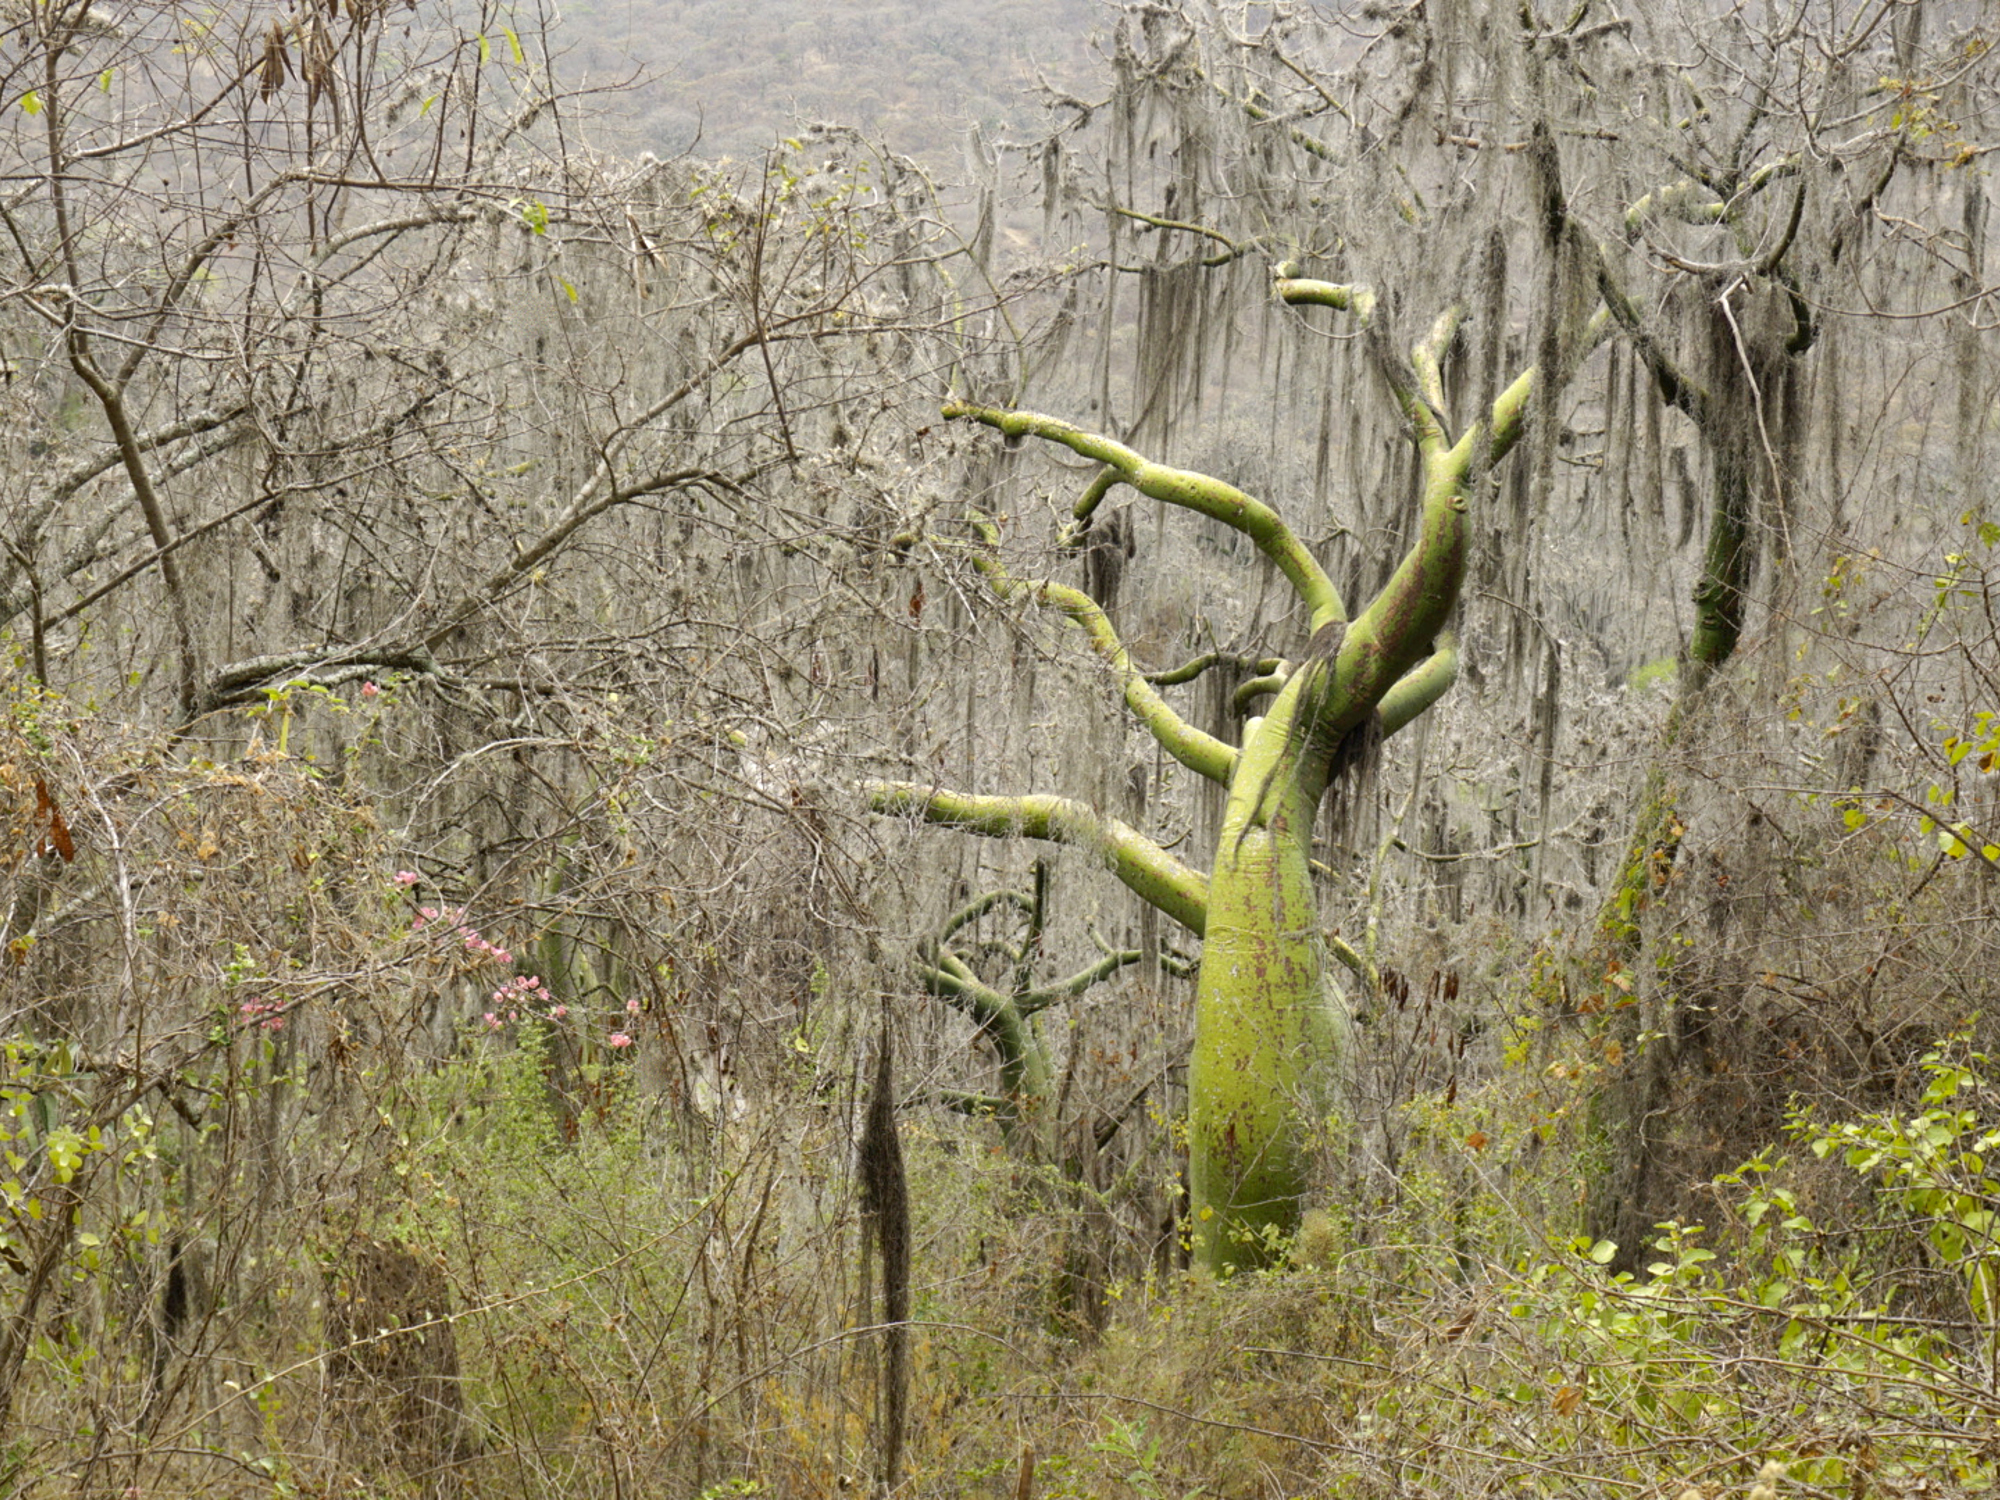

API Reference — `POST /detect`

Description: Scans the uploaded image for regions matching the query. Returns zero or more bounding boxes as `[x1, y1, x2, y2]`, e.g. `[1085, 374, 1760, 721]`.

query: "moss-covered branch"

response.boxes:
[1377, 632, 1461, 737]
[1021, 949, 1145, 1012]
[867, 781, 1208, 936]
[1232, 667, 1293, 716]
[1144, 650, 1279, 688]
[1411, 306, 1462, 428]
[1623, 154, 1800, 237]
[1209, 78, 1341, 162]
[1271, 274, 1377, 325]
[944, 402, 1346, 629]
[912, 860, 1191, 1158]
[966, 533, 1237, 787]
[1093, 200, 1270, 267]
[940, 888, 1034, 945]
[1067, 467, 1121, 532]
[918, 947, 1011, 1022]
[1335, 423, 1477, 717]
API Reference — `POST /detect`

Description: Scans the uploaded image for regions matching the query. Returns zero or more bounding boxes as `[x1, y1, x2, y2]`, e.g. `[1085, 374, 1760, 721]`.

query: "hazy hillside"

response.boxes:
[552, 0, 1105, 162]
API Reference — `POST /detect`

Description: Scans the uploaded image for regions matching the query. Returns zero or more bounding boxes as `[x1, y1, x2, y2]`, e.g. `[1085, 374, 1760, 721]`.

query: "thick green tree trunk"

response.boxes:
[1188, 679, 1341, 1270]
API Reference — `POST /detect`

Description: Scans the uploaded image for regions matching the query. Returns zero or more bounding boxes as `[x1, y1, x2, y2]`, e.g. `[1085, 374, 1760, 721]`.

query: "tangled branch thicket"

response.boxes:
[2, 0, 1999, 1495]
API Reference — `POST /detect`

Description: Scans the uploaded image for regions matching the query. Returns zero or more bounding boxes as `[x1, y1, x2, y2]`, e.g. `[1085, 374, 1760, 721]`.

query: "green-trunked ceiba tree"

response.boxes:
[872, 274, 1598, 1271]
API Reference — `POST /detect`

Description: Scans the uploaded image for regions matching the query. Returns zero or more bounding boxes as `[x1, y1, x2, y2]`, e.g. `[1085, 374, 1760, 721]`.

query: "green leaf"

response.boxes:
[20, 90, 40, 116]
[477, 33, 491, 65]
[503, 25, 524, 64]
[560, 278, 578, 303]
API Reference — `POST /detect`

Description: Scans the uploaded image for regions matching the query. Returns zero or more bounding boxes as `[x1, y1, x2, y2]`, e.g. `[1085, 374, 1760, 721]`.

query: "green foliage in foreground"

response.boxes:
[16, 1013, 1998, 1497]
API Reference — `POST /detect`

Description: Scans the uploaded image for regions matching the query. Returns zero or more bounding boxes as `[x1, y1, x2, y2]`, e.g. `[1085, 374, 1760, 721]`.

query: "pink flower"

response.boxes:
[625, 998, 640, 1015]
[393, 870, 420, 887]
[607, 1032, 633, 1049]
[361, 681, 381, 698]
[549, 1004, 568, 1020]
[483, 1012, 502, 1031]
[237, 997, 286, 1032]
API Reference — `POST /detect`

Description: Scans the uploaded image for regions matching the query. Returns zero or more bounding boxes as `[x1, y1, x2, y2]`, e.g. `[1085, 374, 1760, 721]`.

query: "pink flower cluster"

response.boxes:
[239, 996, 286, 1032]
[392, 869, 420, 887]
[492, 973, 551, 1008]
[484, 974, 550, 1030]
[607, 998, 642, 1049]
[409, 905, 514, 966]
[461, 926, 512, 965]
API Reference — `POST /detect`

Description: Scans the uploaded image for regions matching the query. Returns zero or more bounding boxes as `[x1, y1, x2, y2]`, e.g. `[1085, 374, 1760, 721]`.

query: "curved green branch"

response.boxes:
[1273, 275, 1377, 324]
[919, 948, 1010, 1021]
[867, 781, 1209, 936]
[1411, 307, 1462, 420]
[1623, 154, 1799, 236]
[968, 543, 1237, 786]
[940, 888, 1033, 944]
[1022, 949, 1144, 1011]
[944, 402, 1346, 628]
[1093, 201, 1270, 267]
[1145, 651, 1279, 687]
[1336, 431, 1477, 718]
[1063, 467, 1122, 536]
[1232, 668, 1291, 716]
[1377, 632, 1461, 737]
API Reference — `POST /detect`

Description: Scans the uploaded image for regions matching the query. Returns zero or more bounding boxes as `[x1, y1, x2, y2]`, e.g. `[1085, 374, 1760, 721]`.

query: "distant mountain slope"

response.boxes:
[551, 0, 1105, 162]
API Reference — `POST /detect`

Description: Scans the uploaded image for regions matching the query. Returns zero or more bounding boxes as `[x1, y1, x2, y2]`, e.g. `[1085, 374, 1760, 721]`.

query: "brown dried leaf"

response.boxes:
[258, 22, 291, 102]
[34, 777, 73, 862]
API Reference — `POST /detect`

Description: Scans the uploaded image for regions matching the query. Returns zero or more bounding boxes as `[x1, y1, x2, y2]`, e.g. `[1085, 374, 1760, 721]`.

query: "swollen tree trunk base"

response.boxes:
[1188, 705, 1340, 1272]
